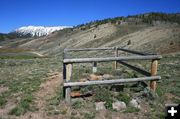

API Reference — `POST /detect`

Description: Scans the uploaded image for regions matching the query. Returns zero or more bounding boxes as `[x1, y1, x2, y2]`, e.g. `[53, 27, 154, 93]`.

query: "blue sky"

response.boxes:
[0, 0, 180, 33]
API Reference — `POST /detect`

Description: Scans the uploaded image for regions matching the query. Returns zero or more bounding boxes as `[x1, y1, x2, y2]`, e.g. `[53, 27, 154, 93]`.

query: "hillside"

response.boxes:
[0, 12, 180, 119]
[1, 13, 179, 56]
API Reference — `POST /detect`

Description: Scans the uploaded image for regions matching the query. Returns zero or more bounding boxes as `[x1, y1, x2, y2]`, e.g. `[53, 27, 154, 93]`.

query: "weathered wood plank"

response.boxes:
[117, 61, 151, 76]
[150, 60, 158, 91]
[64, 76, 161, 87]
[66, 64, 72, 82]
[114, 47, 118, 70]
[65, 63, 73, 104]
[64, 47, 114, 52]
[63, 55, 162, 63]
[63, 63, 66, 81]
[117, 48, 156, 56]
[64, 47, 155, 56]
[65, 87, 71, 104]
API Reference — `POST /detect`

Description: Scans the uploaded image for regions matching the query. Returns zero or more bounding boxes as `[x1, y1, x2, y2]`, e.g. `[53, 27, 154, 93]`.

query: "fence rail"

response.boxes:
[64, 76, 161, 87]
[63, 55, 162, 63]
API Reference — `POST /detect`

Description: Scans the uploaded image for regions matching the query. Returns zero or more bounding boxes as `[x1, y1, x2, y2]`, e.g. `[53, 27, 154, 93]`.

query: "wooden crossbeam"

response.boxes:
[117, 48, 155, 55]
[63, 55, 162, 63]
[117, 61, 151, 76]
[64, 76, 161, 87]
[64, 47, 114, 52]
[64, 47, 156, 56]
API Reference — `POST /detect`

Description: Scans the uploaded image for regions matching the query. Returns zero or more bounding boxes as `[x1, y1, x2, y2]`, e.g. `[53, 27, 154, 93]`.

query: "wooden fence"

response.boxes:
[62, 47, 162, 104]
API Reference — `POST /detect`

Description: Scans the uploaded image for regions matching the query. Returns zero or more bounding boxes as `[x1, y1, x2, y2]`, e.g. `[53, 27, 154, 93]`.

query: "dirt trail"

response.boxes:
[19, 72, 63, 119]
[30, 51, 44, 57]
[0, 86, 8, 94]
[0, 99, 16, 118]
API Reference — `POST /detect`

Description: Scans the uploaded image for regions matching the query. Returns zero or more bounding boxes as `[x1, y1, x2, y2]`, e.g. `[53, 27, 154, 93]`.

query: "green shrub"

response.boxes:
[123, 107, 140, 113]
[48, 87, 64, 105]
[83, 112, 95, 119]
[104, 99, 113, 109]
[9, 94, 34, 116]
[93, 87, 113, 109]
[116, 92, 131, 104]
[93, 87, 112, 102]
[72, 101, 84, 109]
[0, 96, 7, 107]
[9, 106, 25, 116]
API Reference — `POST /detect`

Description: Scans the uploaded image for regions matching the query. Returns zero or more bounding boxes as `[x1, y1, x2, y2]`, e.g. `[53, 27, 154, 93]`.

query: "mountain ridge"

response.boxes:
[14, 25, 71, 37]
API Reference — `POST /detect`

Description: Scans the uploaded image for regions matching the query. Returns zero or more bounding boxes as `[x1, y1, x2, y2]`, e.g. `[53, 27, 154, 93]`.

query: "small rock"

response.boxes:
[16, 97, 21, 102]
[112, 101, 126, 111]
[88, 74, 98, 80]
[129, 99, 141, 109]
[88, 74, 102, 81]
[95, 102, 106, 111]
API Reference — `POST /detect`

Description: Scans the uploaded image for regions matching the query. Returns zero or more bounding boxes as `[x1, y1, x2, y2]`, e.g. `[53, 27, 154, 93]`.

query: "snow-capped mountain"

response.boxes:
[15, 26, 71, 37]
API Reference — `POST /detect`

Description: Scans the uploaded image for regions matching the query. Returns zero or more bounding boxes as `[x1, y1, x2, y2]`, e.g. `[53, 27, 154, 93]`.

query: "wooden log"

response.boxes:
[114, 47, 118, 70]
[65, 63, 73, 104]
[117, 48, 156, 56]
[64, 76, 161, 87]
[63, 50, 67, 81]
[63, 55, 162, 63]
[92, 62, 97, 73]
[66, 64, 72, 82]
[62, 51, 66, 98]
[65, 87, 71, 104]
[117, 61, 151, 76]
[150, 60, 158, 91]
[71, 91, 82, 97]
[64, 47, 114, 52]
[63, 63, 66, 81]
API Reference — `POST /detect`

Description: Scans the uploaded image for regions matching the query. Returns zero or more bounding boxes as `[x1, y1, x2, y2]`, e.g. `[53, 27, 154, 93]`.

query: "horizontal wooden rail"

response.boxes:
[117, 48, 156, 55]
[64, 76, 161, 87]
[118, 61, 151, 76]
[63, 55, 162, 63]
[64, 47, 114, 52]
[64, 47, 156, 56]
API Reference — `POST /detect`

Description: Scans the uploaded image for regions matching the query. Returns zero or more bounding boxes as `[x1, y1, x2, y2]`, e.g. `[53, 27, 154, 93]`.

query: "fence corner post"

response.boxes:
[150, 59, 158, 91]
[114, 47, 118, 70]
[65, 63, 72, 104]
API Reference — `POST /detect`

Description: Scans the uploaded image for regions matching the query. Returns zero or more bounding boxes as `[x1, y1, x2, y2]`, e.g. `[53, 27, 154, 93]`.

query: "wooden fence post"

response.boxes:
[114, 47, 118, 70]
[65, 63, 72, 104]
[63, 63, 66, 98]
[150, 60, 158, 91]
[92, 62, 97, 73]
[63, 50, 67, 98]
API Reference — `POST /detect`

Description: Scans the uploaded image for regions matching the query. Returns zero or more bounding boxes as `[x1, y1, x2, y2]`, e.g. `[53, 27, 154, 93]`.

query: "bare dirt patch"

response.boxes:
[0, 100, 16, 118]
[18, 72, 63, 119]
[0, 86, 15, 118]
[0, 86, 8, 94]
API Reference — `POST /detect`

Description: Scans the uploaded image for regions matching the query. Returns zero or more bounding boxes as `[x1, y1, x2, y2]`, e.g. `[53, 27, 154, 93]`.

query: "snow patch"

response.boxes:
[15, 26, 71, 37]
